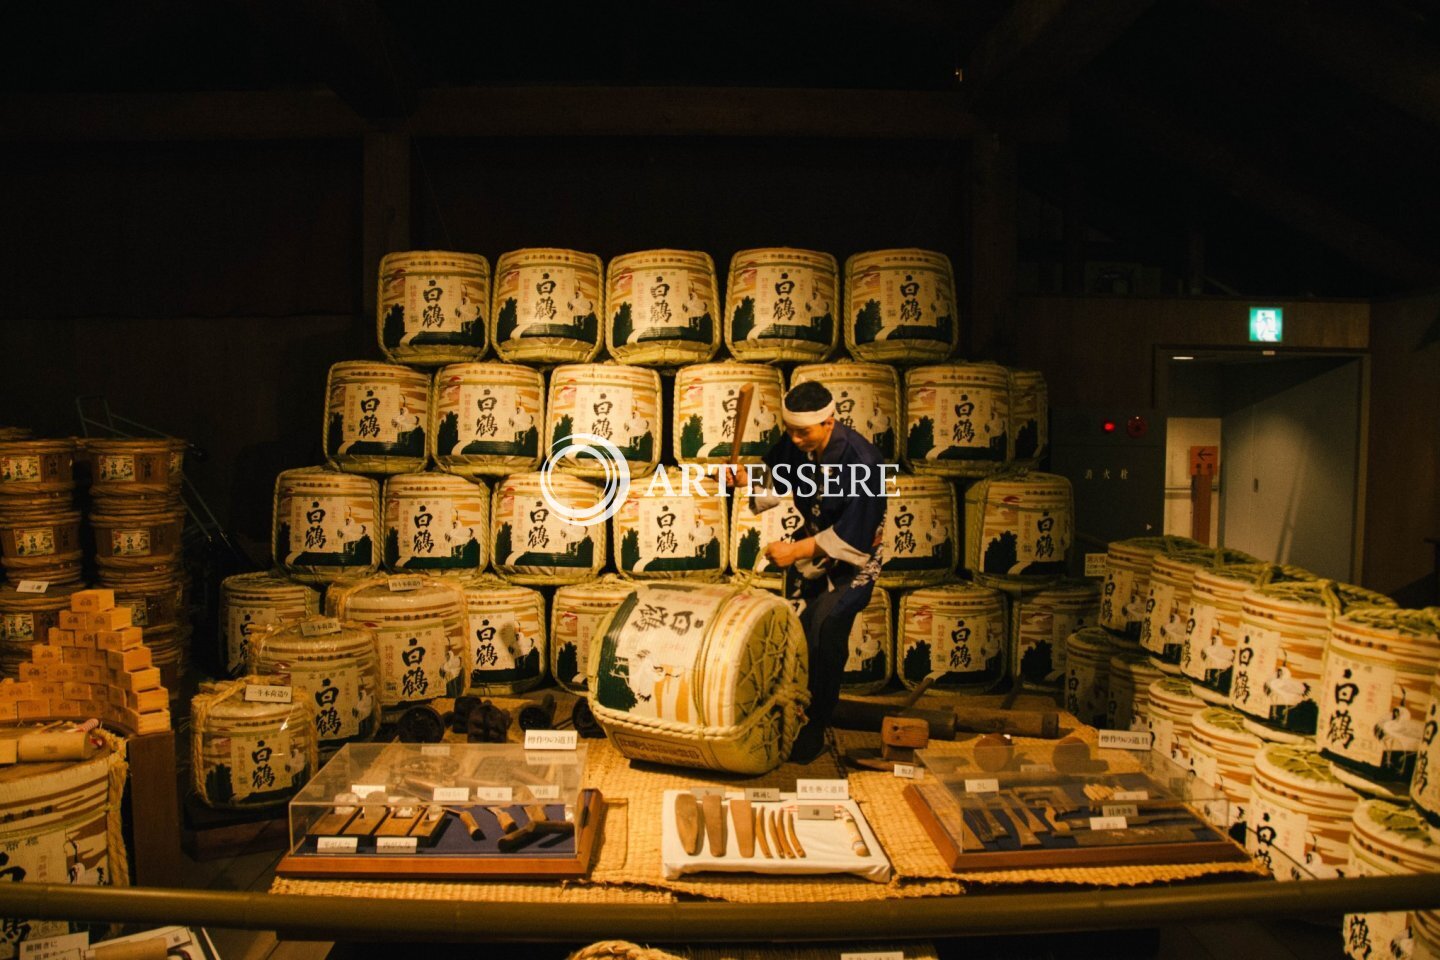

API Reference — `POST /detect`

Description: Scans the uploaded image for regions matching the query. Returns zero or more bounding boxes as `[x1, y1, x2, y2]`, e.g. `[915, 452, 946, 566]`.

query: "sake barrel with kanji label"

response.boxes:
[325, 574, 468, 709]
[904, 363, 1010, 476]
[0, 582, 82, 679]
[1098, 536, 1205, 641]
[551, 575, 637, 693]
[841, 587, 893, 695]
[1011, 579, 1100, 691]
[272, 468, 380, 585]
[546, 363, 662, 479]
[963, 470, 1072, 587]
[844, 248, 958, 364]
[83, 437, 184, 496]
[89, 506, 185, 573]
[672, 362, 784, 466]
[0, 510, 82, 585]
[587, 581, 808, 774]
[1146, 676, 1205, 768]
[790, 360, 901, 462]
[376, 250, 489, 366]
[724, 247, 839, 362]
[430, 362, 544, 477]
[878, 474, 958, 589]
[491, 247, 603, 364]
[1107, 651, 1162, 732]
[897, 583, 1008, 693]
[1344, 800, 1440, 960]
[728, 488, 804, 590]
[381, 472, 489, 575]
[190, 676, 318, 809]
[490, 472, 607, 585]
[1317, 608, 1440, 797]
[1190, 707, 1263, 840]
[1181, 563, 1315, 704]
[614, 467, 727, 581]
[1065, 627, 1125, 727]
[219, 571, 322, 677]
[1139, 548, 1256, 671]
[323, 361, 430, 475]
[247, 617, 382, 752]
[1248, 742, 1360, 880]
[1230, 581, 1395, 743]
[0, 490, 74, 524]
[0, 439, 75, 498]
[457, 574, 547, 695]
[607, 249, 721, 366]
[1008, 369, 1048, 467]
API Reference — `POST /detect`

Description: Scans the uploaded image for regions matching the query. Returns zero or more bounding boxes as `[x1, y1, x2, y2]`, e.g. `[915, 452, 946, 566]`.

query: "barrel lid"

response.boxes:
[1067, 626, 1122, 656]
[1108, 536, 1205, 561]
[195, 677, 311, 723]
[1248, 579, 1396, 616]
[277, 466, 379, 493]
[1256, 743, 1356, 795]
[1194, 706, 1262, 740]
[327, 359, 428, 379]
[906, 582, 1004, 609]
[327, 574, 465, 612]
[379, 249, 487, 270]
[1334, 607, 1440, 643]
[384, 472, 485, 496]
[555, 574, 641, 603]
[251, 616, 375, 653]
[1351, 799, 1439, 871]
[458, 573, 540, 602]
[1024, 579, 1100, 603]
[1149, 677, 1204, 708]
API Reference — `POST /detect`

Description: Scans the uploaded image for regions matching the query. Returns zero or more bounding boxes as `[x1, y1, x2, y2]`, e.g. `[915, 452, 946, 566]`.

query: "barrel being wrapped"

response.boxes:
[844, 248, 958, 364]
[490, 472, 607, 585]
[377, 250, 489, 366]
[431, 362, 544, 477]
[897, 583, 1008, 692]
[729, 488, 803, 590]
[191, 676, 317, 809]
[790, 360, 901, 462]
[725, 247, 838, 363]
[1138, 548, 1257, 670]
[247, 616, 381, 752]
[963, 470, 1072, 589]
[219, 571, 322, 676]
[551, 575, 637, 693]
[491, 248, 603, 364]
[878, 475, 957, 589]
[587, 581, 809, 775]
[382, 472, 489, 575]
[323, 361, 430, 475]
[841, 588, 893, 695]
[614, 467, 726, 581]
[272, 468, 380, 585]
[546, 363, 662, 479]
[904, 363, 1010, 476]
[672, 363, 784, 466]
[607, 249, 720, 366]
[457, 574, 547, 695]
[1008, 369, 1048, 467]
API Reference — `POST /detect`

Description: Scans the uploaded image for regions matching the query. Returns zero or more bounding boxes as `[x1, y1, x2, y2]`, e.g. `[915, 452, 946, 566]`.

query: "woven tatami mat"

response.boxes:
[269, 876, 678, 903]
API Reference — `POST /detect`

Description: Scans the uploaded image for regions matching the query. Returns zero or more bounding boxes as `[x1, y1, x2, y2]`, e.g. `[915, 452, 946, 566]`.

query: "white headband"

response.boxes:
[782, 400, 835, 428]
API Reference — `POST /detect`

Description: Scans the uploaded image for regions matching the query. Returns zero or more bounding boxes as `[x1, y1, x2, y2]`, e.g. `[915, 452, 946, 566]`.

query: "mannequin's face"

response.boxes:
[787, 418, 835, 454]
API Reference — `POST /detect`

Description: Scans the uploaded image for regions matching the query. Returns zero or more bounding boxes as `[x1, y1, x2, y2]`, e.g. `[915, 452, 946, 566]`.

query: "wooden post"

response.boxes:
[361, 131, 412, 348]
[1190, 445, 1218, 546]
[127, 730, 182, 887]
[967, 133, 1018, 359]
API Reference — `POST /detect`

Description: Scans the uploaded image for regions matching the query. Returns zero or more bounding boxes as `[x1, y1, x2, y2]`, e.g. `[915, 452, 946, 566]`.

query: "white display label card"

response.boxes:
[244, 684, 293, 704]
[796, 779, 849, 801]
[421, 744, 452, 757]
[474, 786, 514, 804]
[964, 778, 999, 793]
[387, 576, 425, 592]
[841, 953, 905, 960]
[317, 837, 358, 853]
[1102, 804, 1140, 819]
[893, 763, 920, 780]
[796, 804, 835, 821]
[530, 785, 561, 800]
[432, 787, 469, 803]
[376, 837, 418, 853]
[21, 931, 88, 960]
[1113, 789, 1149, 801]
[301, 618, 343, 637]
[524, 729, 578, 750]
[350, 783, 386, 797]
[1097, 729, 1151, 751]
[1089, 816, 1129, 831]
[1084, 553, 1108, 578]
[16, 581, 49, 595]
[745, 787, 780, 802]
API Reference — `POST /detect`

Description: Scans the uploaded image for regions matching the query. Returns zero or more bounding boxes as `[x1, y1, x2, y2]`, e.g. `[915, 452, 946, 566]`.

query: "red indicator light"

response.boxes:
[1102, 420, 1117, 433]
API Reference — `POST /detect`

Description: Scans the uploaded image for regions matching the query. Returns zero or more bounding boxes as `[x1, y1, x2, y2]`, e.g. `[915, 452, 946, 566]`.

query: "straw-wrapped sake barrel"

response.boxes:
[191, 676, 317, 809]
[325, 575, 468, 709]
[1146, 677, 1205, 768]
[0, 510, 82, 584]
[1189, 707, 1263, 843]
[1066, 627, 1125, 727]
[1410, 674, 1440, 833]
[963, 470, 1072, 588]
[551, 576, 637, 694]
[1108, 652, 1163, 732]
[247, 617, 381, 751]
[546, 363, 662, 479]
[607, 249, 720, 366]
[1011, 580, 1100, 691]
[381, 472, 489, 575]
[272, 468, 380, 585]
[904, 364, 1010, 477]
[1316, 608, 1440, 797]
[729, 489, 804, 590]
[1248, 742, 1360, 880]
[1230, 581, 1395, 743]
[1344, 800, 1439, 960]
[83, 437, 184, 496]
[587, 581, 808, 775]
[790, 361, 901, 462]
[323, 362, 430, 475]
[457, 575, 547, 695]
[841, 588, 893, 695]
[614, 467, 726, 581]
[1008, 369, 1048, 467]
[897, 583, 1007, 693]
[844, 248, 958, 363]
[672, 363, 784, 466]
[218, 571, 322, 676]
[0, 439, 75, 499]
[1138, 548, 1256, 671]
[490, 248, 603, 364]
[1181, 563, 1314, 703]
[376, 250, 489, 366]
[430, 362, 544, 477]
[0, 583, 83, 678]
[725, 247, 839, 362]
[1099, 536, 1205, 641]
[490, 473, 607, 585]
[878, 475, 957, 589]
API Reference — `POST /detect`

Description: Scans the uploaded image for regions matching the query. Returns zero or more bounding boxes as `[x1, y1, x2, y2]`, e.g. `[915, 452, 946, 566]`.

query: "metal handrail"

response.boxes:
[1, 875, 1439, 942]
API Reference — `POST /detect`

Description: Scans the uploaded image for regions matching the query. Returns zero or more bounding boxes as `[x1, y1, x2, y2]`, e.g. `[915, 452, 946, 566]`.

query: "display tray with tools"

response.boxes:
[276, 741, 603, 879]
[905, 745, 1249, 872]
[661, 789, 892, 882]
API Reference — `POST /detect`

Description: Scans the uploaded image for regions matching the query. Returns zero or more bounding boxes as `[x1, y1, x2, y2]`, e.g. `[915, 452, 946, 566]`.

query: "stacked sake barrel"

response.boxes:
[84, 437, 190, 690]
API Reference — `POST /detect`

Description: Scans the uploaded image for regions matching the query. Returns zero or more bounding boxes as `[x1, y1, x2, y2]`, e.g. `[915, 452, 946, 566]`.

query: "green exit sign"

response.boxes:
[1249, 306, 1283, 343]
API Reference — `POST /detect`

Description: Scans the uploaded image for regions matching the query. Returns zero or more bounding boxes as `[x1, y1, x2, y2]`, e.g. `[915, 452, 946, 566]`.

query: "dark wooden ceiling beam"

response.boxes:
[1203, 0, 1440, 131]
[0, 86, 1066, 142]
[964, 0, 1157, 110]
[1085, 84, 1440, 288]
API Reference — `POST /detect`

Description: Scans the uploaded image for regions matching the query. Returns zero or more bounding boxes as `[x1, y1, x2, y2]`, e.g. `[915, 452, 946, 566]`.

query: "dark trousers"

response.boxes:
[789, 570, 876, 758]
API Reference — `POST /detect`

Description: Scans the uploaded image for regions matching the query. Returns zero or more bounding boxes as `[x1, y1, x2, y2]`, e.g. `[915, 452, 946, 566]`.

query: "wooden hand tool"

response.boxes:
[730, 798, 755, 857]
[674, 793, 702, 855]
[343, 805, 389, 836]
[495, 805, 574, 853]
[1071, 824, 1199, 846]
[487, 805, 519, 834]
[769, 808, 794, 858]
[1001, 790, 1049, 835]
[994, 794, 1042, 847]
[701, 793, 727, 856]
[965, 795, 1007, 840]
[881, 715, 930, 761]
[754, 804, 772, 858]
[784, 809, 806, 858]
[727, 384, 755, 470]
[375, 805, 425, 836]
[839, 807, 870, 857]
[444, 807, 486, 840]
